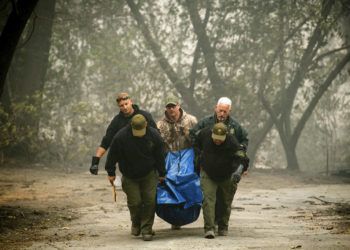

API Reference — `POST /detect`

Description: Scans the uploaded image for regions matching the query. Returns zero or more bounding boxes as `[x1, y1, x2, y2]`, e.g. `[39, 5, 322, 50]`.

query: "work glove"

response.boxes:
[231, 164, 244, 183]
[90, 156, 100, 175]
[241, 156, 250, 171]
[235, 147, 250, 172]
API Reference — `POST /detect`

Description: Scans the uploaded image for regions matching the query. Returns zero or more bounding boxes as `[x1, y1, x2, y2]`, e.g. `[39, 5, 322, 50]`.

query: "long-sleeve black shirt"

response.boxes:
[100, 104, 157, 150]
[105, 125, 166, 179]
[195, 127, 241, 181]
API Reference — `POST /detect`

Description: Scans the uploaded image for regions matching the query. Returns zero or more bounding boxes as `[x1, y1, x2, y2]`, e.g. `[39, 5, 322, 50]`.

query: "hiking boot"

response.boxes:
[218, 230, 228, 236]
[131, 225, 141, 236]
[204, 230, 215, 239]
[142, 234, 153, 241]
[171, 225, 181, 230]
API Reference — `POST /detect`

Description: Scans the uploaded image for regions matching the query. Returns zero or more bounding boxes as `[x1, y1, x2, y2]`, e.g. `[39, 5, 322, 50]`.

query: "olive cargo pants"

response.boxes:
[122, 170, 158, 235]
[200, 170, 237, 232]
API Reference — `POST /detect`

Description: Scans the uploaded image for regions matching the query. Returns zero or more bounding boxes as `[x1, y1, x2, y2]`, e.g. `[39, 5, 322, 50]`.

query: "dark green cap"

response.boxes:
[212, 122, 227, 141]
[131, 114, 147, 137]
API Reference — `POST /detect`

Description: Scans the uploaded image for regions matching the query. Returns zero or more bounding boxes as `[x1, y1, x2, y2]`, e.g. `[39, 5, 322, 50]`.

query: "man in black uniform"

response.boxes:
[190, 97, 249, 234]
[105, 114, 166, 241]
[90, 92, 157, 175]
[194, 122, 249, 239]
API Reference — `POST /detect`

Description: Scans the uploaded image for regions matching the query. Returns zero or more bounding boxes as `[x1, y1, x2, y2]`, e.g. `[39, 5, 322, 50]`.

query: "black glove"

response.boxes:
[231, 164, 244, 183]
[240, 144, 247, 152]
[235, 147, 250, 172]
[90, 156, 100, 175]
[241, 156, 250, 171]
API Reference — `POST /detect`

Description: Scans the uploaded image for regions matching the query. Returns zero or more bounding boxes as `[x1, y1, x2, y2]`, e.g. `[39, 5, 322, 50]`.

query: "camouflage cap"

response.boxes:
[131, 114, 147, 137]
[165, 96, 179, 107]
[212, 122, 227, 141]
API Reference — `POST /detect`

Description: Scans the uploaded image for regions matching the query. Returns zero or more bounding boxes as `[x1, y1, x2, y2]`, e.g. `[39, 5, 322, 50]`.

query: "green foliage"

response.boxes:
[37, 93, 109, 166]
[0, 93, 42, 159]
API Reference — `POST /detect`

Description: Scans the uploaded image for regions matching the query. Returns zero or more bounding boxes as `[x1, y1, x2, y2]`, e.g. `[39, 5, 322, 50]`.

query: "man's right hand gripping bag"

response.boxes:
[156, 148, 203, 226]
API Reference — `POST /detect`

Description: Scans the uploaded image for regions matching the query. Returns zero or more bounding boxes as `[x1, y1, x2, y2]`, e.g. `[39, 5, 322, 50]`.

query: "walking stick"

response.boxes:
[110, 180, 117, 202]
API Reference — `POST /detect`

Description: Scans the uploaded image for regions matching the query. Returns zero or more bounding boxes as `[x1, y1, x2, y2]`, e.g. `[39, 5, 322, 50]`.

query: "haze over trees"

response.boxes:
[0, 0, 349, 173]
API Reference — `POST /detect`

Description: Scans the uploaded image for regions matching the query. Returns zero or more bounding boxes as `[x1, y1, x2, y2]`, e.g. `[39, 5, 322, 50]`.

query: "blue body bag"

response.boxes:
[156, 148, 203, 226]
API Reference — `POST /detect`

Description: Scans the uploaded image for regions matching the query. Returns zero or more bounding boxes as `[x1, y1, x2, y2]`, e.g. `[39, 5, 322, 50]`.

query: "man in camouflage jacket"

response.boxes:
[157, 96, 197, 152]
[156, 96, 197, 230]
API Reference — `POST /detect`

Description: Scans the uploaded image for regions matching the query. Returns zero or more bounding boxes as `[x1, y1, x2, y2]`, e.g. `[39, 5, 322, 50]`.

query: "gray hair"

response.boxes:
[217, 97, 232, 106]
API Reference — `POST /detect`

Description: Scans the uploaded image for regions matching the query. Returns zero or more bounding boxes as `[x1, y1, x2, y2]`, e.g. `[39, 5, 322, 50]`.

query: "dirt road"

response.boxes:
[0, 164, 349, 249]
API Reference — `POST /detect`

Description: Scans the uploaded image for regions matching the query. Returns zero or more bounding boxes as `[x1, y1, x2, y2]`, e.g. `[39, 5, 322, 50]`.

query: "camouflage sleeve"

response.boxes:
[156, 120, 172, 151]
[190, 115, 198, 126]
[156, 120, 167, 140]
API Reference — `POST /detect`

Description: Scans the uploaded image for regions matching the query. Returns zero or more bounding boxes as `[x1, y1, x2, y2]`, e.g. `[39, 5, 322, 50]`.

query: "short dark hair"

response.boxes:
[116, 92, 130, 103]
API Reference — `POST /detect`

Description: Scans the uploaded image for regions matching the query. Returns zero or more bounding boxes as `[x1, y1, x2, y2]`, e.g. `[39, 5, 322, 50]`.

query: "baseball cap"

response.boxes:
[131, 114, 147, 137]
[165, 96, 178, 107]
[212, 122, 227, 141]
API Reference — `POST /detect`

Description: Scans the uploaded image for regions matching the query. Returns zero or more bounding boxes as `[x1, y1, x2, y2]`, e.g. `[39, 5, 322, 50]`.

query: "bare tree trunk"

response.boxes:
[125, 0, 203, 116]
[285, 144, 299, 171]
[0, 0, 39, 99]
[247, 118, 274, 167]
[9, 0, 56, 102]
[0, 0, 56, 160]
[184, 0, 226, 99]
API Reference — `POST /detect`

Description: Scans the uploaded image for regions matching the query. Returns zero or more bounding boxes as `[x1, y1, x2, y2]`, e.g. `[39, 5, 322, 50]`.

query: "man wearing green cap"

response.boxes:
[157, 96, 197, 152]
[194, 122, 249, 239]
[157, 95, 197, 229]
[189, 96, 249, 234]
[105, 114, 166, 241]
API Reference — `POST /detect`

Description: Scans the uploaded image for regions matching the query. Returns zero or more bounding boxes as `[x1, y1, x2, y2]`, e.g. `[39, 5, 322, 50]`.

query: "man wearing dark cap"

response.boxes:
[194, 122, 249, 239]
[189, 96, 249, 234]
[105, 114, 166, 241]
[90, 92, 157, 175]
[157, 95, 197, 229]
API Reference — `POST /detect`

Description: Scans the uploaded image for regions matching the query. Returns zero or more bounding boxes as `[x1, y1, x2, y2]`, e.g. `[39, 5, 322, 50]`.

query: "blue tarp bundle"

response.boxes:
[156, 148, 203, 226]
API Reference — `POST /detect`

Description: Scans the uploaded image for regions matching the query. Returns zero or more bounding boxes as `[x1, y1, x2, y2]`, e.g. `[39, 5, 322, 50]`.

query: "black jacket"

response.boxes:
[105, 125, 166, 179]
[100, 104, 157, 150]
[195, 127, 241, 181]
[189, 113, 248, 148]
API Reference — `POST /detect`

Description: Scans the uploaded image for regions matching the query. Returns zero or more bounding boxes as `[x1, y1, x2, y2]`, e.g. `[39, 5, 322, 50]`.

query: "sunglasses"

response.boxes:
[166, 104, 177, 109]
[116, 96, 130, 103]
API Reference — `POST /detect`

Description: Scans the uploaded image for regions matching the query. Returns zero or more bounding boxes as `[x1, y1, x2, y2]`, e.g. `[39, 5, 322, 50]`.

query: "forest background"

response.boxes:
[0, 0, 349, 174]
